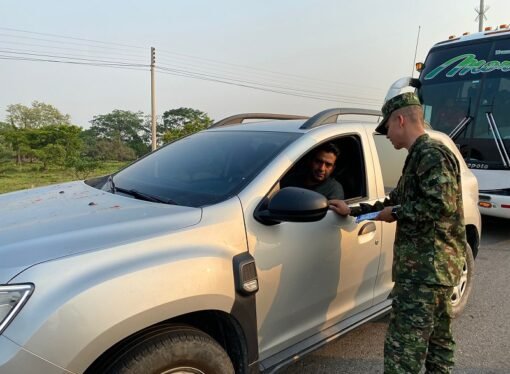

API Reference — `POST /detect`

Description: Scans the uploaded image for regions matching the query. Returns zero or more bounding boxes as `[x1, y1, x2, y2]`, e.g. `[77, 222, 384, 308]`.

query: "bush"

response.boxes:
[0, 142, 14, 164]
[88, 139, 137, 161]
[68, 157, 101, 179]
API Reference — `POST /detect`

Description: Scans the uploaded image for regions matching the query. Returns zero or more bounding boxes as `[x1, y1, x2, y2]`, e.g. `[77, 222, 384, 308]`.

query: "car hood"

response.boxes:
[0, 181, 202, 283]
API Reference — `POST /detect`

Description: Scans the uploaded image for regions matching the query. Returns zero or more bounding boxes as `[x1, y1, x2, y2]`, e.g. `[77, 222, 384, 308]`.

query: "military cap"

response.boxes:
[375, 92, 422, 135]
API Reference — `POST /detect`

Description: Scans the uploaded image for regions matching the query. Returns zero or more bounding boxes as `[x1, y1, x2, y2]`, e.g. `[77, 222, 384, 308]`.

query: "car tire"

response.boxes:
[451, 243, 475, 318]
[106, 324, 235, 374]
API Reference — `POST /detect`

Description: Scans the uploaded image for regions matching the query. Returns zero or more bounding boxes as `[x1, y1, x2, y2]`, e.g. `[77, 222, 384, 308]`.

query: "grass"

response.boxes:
[0, 161, 128, 194]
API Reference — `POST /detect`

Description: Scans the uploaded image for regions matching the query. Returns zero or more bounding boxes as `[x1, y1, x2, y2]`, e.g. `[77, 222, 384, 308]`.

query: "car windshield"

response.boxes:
[92, 130, 300, 207]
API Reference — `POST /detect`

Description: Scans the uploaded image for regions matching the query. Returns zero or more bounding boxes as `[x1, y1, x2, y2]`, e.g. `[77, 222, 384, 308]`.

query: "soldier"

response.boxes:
[330, 92, 467, 373]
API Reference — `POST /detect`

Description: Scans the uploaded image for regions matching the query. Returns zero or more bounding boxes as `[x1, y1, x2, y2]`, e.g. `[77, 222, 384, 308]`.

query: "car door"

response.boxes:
[242, 133, 383, 361]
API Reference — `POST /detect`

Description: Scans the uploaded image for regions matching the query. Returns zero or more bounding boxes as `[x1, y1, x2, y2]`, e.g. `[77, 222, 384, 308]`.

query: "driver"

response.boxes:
[281, 142, 344, 200]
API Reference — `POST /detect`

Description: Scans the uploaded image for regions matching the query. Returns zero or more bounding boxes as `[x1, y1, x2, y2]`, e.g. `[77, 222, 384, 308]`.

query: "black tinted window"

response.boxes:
[108, 131, 300, 207]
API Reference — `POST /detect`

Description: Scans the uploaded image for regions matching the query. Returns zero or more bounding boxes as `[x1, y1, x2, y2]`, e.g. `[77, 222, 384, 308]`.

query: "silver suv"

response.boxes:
[0, 109, 481, 374]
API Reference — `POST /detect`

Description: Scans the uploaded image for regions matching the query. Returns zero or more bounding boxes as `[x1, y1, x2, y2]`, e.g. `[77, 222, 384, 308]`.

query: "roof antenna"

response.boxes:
[411, 25, 421, 78]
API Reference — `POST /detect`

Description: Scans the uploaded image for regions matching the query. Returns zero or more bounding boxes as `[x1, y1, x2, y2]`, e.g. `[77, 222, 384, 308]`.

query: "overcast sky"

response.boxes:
[2, 0, 510, 128]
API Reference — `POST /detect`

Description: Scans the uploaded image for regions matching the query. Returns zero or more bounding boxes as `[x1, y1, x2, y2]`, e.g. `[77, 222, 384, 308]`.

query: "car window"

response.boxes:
[280, 135, 367, 200]
[95, 130, 301, 207]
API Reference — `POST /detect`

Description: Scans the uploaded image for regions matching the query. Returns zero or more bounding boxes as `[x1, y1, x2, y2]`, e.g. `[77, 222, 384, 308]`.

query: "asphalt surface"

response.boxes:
[281, 215, 510, 373]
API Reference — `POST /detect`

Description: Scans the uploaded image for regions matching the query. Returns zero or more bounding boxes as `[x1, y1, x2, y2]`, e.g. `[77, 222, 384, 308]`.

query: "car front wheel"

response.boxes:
[106, 324, 234, 374]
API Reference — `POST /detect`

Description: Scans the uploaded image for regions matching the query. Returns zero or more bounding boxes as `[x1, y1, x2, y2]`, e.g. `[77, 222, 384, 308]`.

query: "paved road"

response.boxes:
[282, 216, 510, 373]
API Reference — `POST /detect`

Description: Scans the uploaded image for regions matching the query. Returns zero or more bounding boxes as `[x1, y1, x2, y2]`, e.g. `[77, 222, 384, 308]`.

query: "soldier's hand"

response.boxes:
[328, 199, 351, 216]
[376, 206, 396, 223]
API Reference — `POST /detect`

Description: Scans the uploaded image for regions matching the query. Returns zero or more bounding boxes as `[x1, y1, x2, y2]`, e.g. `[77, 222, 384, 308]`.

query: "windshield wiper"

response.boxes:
[449, 116, 472, 140]
[108, 175, 177, 205]
[449, 97, 472, 141]
[486, 112, 510, 168]
[114, 186, 177, 205]
[107, 175, 116, 193]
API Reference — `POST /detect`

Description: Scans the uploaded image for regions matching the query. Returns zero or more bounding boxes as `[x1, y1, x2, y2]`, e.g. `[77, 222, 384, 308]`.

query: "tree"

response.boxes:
[36, 144, 66, 170]
[6, 101, 71, 129]
[28, 125, 83, 162]
[161, 108, 213, 144]
[0, 124, 82, 165]
[89, 110, 149, 158]
[2, 126, 29, 164]
[162, 120, 211, 144]
[0, 122, 13, 164]
[0, 127, 14, 170]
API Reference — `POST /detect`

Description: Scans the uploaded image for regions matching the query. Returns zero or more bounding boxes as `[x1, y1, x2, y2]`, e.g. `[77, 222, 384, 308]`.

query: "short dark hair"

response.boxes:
[314, 142, 340, 158]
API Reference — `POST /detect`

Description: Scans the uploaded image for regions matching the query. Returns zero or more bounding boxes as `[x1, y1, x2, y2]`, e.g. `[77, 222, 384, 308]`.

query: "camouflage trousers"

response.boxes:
[384, 282, 455, 374]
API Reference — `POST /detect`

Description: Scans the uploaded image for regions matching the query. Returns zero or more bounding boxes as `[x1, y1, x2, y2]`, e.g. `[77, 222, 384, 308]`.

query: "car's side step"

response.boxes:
[260, 299, 392, 373]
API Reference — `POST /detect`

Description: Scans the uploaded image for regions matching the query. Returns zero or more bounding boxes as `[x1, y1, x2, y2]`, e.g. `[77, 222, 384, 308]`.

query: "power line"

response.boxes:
[156, 54, 383, 100]
[0, 32, 375, 99]
[157, 64, 381, 105]
[0, 42, 381, 104]
[0, 26, 145, 50]
[0, 27, 384, 96]
[157, 49, 385, 94]
[0, 55, 149, 71]
[156, 67, 380, 107]
[0, 51, 380, 106]
[0, 47, 148, 66]
[0, 32, 146, 54]
[0, 39, 147, 59]
[0, 27, 383, 106]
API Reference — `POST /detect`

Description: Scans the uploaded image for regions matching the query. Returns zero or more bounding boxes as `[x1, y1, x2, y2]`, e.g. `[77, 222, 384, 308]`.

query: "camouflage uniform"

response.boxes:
[354, 93, 467, 374]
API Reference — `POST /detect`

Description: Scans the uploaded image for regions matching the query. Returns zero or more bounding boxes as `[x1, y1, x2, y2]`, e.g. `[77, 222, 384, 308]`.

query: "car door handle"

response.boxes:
[358, 222, 376, 236]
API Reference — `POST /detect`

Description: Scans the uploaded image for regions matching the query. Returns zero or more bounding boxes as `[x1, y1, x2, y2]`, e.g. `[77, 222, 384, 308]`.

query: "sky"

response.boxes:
[1, 0, 510, 128]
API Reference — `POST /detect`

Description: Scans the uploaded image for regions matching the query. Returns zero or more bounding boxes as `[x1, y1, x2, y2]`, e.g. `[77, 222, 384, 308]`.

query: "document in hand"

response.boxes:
[354, 205, 400, 224]
[355, 211, 381, 224]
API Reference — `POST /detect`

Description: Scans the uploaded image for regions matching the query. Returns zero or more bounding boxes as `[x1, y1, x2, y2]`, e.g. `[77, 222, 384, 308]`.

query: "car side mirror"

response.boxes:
[254, 187, 328, 225]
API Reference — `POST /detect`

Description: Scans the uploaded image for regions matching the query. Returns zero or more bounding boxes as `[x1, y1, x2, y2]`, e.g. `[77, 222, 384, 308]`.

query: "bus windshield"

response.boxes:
[418, 36, 510, 170]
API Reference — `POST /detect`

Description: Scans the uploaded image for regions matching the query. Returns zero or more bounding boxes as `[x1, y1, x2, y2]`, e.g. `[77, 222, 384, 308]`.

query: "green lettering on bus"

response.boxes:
[425, 53, 510, 79]
[425, 54, 474, 79]
[501, 60, 510, 72]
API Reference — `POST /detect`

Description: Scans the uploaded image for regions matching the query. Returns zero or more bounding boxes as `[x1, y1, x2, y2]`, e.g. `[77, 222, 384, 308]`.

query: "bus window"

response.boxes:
[482, 81, 510, 139]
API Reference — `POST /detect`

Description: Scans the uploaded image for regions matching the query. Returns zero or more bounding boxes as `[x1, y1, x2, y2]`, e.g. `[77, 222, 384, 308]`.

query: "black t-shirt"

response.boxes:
[281, 174, 344, 200]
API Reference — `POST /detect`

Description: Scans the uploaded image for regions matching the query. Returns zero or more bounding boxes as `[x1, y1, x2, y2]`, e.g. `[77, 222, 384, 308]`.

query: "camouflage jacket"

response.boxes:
[352, 134, 466, 286]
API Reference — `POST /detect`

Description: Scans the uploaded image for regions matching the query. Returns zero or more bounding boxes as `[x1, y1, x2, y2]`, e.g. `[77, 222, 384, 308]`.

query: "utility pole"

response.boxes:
[150, 46, 157, 151]
[475, 0, 489, 32]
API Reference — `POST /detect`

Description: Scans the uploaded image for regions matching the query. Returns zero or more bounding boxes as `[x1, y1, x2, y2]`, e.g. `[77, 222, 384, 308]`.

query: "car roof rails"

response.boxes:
[210, 109, 382, 130]
[210, 113, 309, 128]
[300, 108, 382, 129]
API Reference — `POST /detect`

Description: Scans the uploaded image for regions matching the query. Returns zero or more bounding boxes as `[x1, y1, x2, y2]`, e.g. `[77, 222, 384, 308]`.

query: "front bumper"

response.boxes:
[478, 193, 510, 219]
[0, 335, 73, 374]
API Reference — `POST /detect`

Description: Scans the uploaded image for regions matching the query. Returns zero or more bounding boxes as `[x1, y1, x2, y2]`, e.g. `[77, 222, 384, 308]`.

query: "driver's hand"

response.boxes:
[328, 199, 351, 216]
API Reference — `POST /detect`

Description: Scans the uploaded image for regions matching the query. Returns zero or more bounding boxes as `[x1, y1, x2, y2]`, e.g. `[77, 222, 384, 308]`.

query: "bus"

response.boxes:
[395, 26, 510, 218]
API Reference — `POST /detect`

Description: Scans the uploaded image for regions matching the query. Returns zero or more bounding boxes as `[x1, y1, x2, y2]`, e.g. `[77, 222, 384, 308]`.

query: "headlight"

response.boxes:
[0, 284, 34, 334]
